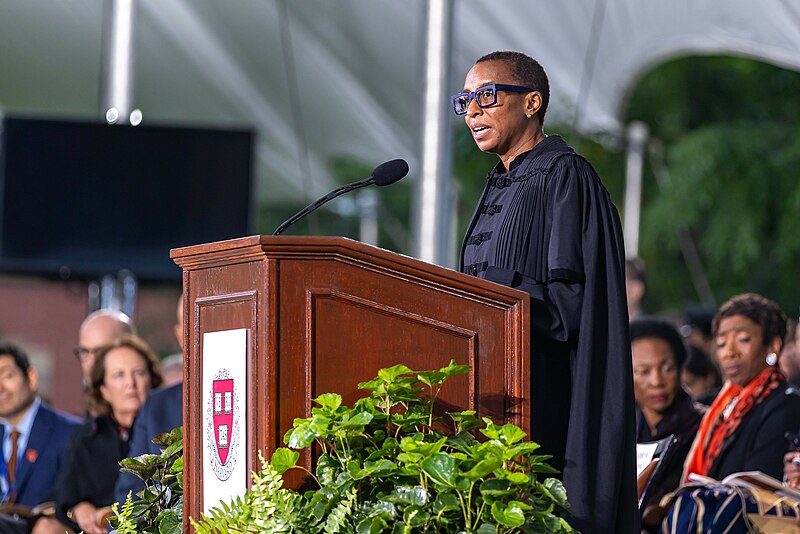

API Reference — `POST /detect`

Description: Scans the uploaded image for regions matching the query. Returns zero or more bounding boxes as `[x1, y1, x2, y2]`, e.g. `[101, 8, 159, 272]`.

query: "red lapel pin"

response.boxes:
[26, 449, 38, 463]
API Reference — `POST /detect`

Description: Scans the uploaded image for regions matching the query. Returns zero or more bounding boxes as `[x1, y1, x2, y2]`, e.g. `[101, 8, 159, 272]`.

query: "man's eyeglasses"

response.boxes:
[73, 346, 105, 361]
[450, 83, 535, 115]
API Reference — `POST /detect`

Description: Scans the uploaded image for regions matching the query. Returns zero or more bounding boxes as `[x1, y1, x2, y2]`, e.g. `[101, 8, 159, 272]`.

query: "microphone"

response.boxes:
[273, 159, 408, 236]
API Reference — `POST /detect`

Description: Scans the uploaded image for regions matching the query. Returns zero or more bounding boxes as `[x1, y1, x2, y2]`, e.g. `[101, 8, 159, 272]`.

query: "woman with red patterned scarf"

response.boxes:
[683, 293, 800, 481]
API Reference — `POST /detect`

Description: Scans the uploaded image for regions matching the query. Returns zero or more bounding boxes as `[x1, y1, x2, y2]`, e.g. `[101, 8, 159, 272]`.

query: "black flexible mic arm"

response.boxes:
[272, 178, 374, 236]
[272, 159, 409, 236]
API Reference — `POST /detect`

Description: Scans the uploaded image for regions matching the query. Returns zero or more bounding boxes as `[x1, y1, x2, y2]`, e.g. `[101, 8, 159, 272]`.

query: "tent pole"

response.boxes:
[101, 0, 136, 124]
[623, 121, 648, 259]
[414, 0, 454, 266]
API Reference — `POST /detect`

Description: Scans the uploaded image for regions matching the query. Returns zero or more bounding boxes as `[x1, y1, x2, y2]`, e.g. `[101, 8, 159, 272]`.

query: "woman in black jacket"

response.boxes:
[630, 317, 704, 531]
[683, 293, 800, 482]
[36, 336, 161, 534]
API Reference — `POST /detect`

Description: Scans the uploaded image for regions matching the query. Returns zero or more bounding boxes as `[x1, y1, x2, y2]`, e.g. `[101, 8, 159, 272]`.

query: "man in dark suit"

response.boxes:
[0, 343, 80, 529]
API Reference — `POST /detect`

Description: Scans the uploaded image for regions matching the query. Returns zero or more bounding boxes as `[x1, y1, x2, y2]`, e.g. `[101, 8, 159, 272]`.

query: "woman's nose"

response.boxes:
[649, 372, 665, 387]
[466, 97, 482, 116]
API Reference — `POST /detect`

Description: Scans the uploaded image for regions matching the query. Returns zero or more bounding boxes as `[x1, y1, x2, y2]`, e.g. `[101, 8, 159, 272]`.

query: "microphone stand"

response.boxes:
[273, 178, 375, 236]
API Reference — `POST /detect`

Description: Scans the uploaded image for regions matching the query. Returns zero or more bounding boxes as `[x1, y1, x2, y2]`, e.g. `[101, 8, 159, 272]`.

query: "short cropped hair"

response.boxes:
[712, 293, 787, 350]
[626, 257, 647, 285]
[0, 342, 32, 376]
[630, 317, 687, 369]
[477, 51, 550, 124]
[683, 344, 721, 387]
[87, 335, 163, 416]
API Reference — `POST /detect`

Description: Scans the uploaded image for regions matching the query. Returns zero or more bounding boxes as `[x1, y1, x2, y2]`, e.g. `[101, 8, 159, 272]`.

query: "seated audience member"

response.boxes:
[681, 344, 722, 405]
[680, 305, 716, 356]
[630, 318, 703, 531]
[75, 309, 136, 389]
[626, 257, 646, 321]
[115, 295, 184, 505]
[683, 293, 800, 482]
[785, 448, 800, 489]
[35, 336, 162, 534]
[779, 319, 800, 385]
[159, 353, 182, 387]
[0, 343, 80, 530]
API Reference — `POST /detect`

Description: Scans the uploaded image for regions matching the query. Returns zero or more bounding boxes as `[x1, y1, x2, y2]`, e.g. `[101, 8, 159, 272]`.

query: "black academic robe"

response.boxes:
[461, 135, 639, 533]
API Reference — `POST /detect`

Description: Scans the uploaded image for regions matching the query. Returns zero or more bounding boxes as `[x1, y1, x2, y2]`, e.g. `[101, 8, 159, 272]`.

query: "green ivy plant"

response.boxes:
[110, 426, 184, 534]
[194, 361, 578, 533]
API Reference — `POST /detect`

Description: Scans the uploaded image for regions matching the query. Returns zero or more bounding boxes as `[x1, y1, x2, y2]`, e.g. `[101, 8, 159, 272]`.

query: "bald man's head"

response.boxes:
[77, 310, 136, 383]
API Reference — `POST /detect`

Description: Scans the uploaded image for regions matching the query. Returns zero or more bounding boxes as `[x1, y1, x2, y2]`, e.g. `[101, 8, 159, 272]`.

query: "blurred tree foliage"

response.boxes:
[623, 56, 800, 315]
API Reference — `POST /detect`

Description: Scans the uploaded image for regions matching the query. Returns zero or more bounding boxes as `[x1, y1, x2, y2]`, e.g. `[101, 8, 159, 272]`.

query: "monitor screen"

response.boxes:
[0, 116, 254, 281]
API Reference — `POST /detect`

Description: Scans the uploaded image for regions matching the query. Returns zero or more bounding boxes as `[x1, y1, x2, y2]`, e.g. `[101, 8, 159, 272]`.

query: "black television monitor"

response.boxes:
[0, 116, 254, 281]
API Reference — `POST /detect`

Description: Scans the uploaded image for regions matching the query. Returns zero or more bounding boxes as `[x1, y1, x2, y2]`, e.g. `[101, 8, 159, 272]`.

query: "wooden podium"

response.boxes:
[171, 235, 530, 527]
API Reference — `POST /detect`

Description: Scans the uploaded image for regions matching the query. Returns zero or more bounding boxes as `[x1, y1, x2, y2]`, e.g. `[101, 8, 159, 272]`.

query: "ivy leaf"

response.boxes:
[284, 421, 316, 449]
[403, 505, 430, 528]
[543, 478, 569, 508]
[439, 359, 471, 378]
[420, 453, 457, 488]
[118, 455, 159, 479]
[157, 513, 182, 534]
[356, 515, 390, 534]
[358, 378, 385, 394]
[476, 523, 498, 534]
[496, 469, 529, 485]
[170, 456, 183, 474]
[399, 436, 447, 457]
[479, 478, 513, 498]
[480, 419, 527, 445]
[462, 458, 503, 482]
[416, 371, 446, 387]
[164, 439, 183, 458]
[491, 501, 525, 528]
[314, 393, 342, 412]
[270, 448, 299, 475]
[448, 410, 482, 433]
[385, 485, 428, 507]
[341, 410, 373, 429]
[378, 364, 413, 382]
[505, 441, 540, 459]
[432, 492, 460, 514]
[316, 453, 340, 485]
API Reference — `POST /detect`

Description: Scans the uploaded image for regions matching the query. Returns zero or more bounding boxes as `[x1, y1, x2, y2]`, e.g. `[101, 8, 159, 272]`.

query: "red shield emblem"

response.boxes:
[212, 378, 234, 465]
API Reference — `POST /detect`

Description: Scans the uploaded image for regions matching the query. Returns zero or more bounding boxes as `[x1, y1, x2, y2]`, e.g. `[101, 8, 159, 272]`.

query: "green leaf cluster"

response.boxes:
[194, 360, 578, 533]
[110, 426, 184, 534]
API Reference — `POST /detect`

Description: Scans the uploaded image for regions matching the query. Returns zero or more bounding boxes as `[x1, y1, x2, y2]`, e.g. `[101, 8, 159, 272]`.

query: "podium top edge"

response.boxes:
[169, 235, 528, 303]
[170, 235, 364, 259]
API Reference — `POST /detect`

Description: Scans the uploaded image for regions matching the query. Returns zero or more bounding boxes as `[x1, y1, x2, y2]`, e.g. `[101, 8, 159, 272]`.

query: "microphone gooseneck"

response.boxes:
[273, 158, 408, 236]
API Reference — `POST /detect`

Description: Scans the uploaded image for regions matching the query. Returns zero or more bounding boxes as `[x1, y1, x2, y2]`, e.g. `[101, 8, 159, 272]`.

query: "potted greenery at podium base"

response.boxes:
[114, 361, 577, 533]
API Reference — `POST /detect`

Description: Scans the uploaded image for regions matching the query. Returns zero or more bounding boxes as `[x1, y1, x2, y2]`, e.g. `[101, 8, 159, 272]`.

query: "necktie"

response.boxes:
[7, 429, 20, 486]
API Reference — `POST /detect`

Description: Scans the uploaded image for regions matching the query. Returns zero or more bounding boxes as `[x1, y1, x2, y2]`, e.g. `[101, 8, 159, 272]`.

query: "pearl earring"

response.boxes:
[526, 113, 533, 119]
[766, 352, 778, 366]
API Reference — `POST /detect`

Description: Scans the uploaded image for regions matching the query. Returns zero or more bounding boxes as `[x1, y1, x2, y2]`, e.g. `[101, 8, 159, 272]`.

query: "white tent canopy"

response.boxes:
[2, 0, 798, 210]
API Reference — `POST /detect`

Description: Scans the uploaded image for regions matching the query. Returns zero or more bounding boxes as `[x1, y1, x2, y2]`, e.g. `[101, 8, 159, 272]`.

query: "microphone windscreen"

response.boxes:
[372, 159, 409, 186]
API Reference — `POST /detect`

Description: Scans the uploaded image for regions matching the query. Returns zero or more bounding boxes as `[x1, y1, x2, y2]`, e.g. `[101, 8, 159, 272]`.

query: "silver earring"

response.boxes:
[766, 352, 778, 366]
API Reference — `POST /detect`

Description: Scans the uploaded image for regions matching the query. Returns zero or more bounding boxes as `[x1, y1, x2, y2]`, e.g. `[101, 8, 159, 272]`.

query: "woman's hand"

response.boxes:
[784, 451, 800, 488]
[69, 501, 106, 534]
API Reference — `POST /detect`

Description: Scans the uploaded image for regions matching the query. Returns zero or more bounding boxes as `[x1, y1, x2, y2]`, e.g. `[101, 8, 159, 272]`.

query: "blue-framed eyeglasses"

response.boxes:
[450, 83, 535, 115]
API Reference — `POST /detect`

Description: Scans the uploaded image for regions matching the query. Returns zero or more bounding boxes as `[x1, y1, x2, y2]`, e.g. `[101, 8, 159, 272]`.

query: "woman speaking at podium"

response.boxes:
[454, 51, 638, 533]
